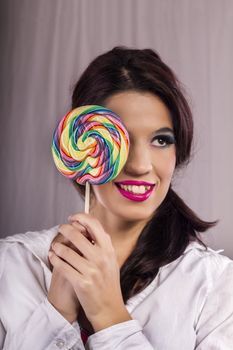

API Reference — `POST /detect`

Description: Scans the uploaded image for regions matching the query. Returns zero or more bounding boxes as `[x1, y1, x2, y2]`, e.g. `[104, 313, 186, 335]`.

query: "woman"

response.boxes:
[0, 46, 233, 350]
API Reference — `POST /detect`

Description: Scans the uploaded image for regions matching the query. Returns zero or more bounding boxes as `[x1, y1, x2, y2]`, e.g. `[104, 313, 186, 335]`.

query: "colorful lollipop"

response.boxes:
[51, 105, 130, 213]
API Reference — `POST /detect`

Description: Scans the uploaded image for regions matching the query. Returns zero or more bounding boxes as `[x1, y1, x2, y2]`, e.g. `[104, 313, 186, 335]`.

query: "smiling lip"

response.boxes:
[114, 180, 156, 186]
[114, 181, 156, 202]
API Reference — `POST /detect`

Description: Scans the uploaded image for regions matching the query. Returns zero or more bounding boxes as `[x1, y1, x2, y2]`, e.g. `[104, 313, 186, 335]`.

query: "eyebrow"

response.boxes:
[127, 127, 175, 138]
[154, 127, 174, 134]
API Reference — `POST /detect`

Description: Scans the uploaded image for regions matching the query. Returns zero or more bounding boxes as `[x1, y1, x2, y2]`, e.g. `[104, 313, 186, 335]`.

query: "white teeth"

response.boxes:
[119, 184, 151, 194]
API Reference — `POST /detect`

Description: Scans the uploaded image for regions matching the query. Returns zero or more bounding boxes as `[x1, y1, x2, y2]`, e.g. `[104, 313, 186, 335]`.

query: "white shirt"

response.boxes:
[0, 225, 233, 350]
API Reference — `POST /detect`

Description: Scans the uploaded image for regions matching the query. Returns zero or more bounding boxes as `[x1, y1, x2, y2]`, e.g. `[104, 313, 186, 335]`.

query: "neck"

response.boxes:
[89, 202, 149, 266]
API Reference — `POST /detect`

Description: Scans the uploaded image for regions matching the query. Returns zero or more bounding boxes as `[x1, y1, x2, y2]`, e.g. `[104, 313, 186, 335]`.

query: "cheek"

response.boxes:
[91, 183, 113, 203]
[154, 150, 176, 181]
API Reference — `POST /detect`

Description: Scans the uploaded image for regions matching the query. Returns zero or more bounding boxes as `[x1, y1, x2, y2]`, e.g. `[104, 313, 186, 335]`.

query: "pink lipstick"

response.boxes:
[114, 180, 156, 202]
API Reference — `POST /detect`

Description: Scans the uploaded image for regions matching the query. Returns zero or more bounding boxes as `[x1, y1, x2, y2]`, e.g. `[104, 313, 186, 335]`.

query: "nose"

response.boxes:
[123, 143, 153, 176]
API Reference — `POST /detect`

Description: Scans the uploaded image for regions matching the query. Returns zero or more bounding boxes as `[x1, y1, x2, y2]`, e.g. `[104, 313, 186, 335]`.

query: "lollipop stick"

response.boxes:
[85, 181, 90, 214]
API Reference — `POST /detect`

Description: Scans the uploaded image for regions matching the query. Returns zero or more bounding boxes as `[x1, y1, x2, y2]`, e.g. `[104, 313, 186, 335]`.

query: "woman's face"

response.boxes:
[91, 91, 176, 222]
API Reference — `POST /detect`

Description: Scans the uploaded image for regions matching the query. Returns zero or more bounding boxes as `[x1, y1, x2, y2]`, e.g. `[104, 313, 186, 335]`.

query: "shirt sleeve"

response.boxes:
[195, 258, 233, 349]
[0, 240, 86, 350]
[2, 297, 86, 350]
[86, 319, 154, 350]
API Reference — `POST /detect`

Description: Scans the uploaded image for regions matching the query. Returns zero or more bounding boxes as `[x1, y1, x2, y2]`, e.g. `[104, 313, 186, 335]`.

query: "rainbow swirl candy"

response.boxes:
[51, 105, 130, 185]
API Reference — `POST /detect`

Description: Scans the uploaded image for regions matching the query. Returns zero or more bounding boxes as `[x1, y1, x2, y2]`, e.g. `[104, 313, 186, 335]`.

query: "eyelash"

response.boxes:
[151, 135, 176, 148]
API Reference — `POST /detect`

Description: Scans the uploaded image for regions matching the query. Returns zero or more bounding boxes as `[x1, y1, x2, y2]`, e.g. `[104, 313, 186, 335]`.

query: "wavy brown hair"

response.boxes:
[71, 46, 218, 302]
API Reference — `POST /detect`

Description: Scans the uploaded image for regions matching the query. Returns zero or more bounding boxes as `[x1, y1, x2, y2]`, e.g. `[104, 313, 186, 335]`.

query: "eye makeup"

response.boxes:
[151, 134, 176, 147]
[126, 127, 176, 147]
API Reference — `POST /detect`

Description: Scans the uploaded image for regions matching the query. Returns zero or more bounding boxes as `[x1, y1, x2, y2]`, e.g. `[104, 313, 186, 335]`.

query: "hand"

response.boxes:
[47, 222, 88, 323]
[48, 213, 132, 331]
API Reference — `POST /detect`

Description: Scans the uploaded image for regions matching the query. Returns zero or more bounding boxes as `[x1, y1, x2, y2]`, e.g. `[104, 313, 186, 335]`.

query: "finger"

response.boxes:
[51, 232, 70, 246]
[71, 221, 94, 242]
[69, 220, 86, 233]
[48, 250, 84, 287]
[68, 213, 112, 248]
[50, 232, 81, 255]
[58, 224, 97, 260]
[51, 242, 91, 275]
[51, 225, 94, 257]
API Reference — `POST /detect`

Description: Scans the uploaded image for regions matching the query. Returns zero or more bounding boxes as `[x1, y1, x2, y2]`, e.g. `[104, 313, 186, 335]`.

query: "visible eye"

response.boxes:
[151, 134, 176, 148]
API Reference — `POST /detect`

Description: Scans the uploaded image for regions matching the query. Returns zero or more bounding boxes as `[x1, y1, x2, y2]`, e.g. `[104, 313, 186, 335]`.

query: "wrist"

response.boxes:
[47, 297, 78, 324]
[55, 308, 78, 324]
[91, 306, 132, 332]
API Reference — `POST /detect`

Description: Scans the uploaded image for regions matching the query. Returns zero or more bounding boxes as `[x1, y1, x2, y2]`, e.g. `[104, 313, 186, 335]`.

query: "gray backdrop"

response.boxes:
[0, 0, 233, 258]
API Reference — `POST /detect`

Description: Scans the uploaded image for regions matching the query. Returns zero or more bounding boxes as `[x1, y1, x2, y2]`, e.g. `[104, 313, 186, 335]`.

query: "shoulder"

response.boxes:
[0, 225, 59, 279]
[0, 224, 59, 246]
[187, 243, 233, 345]
[160, 240, 233, 295]
[176, 240, 231, 272]
[184, 241, 233, 287]
[161, 241, 233, 331]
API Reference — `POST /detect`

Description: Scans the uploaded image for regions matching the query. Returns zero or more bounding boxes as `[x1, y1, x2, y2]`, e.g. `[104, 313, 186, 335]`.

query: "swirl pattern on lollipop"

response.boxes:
[51, 105, 130, 185]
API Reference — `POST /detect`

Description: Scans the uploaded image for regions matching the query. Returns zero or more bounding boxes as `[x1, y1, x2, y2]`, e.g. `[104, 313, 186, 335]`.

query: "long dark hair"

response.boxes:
[71, 46, 218, 302]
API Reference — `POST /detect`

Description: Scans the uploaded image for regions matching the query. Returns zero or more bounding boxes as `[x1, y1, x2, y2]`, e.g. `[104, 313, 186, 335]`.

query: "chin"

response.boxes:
[115, 208, 156, 222]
